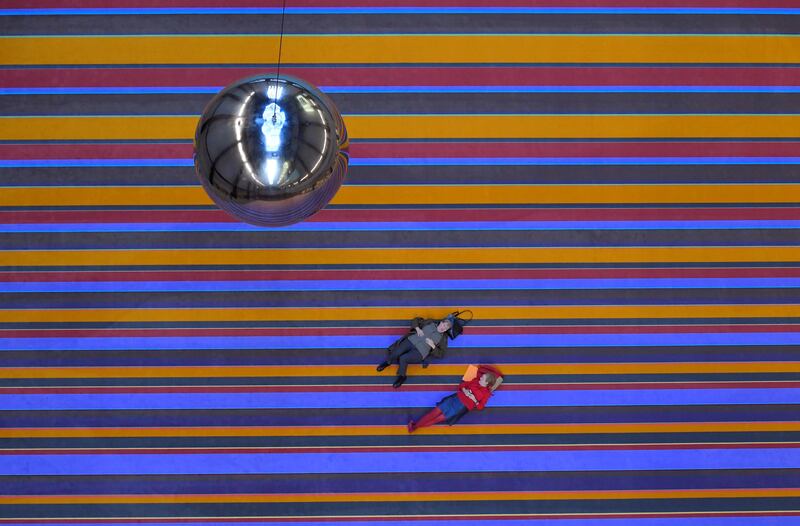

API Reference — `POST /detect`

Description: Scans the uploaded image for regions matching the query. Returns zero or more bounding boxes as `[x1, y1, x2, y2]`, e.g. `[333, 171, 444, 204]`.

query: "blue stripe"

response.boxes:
[2, 388, 800, 410]
[5, 86, 800, 95]
[0, 159, 192, 168]
[4, 157, 800, 168]
[2, 221, 800, 232]
[1, 448, 799, 476]
[0, 87, 222, 95]
[2, 333, 800, 351]
[2, 7, 800, 15]
[2, 278, 799, 293]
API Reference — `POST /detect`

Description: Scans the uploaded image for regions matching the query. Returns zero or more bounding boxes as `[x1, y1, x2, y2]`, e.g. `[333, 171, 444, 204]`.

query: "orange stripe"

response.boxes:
[3, 488, 800, 504]
[4, 304, 799, 323]
[5, 246, 800, 267]
[2, 421, 799, 438]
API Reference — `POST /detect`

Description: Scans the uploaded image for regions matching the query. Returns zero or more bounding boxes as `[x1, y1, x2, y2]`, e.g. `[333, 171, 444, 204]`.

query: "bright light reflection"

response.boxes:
[265, 158, 280, 185]
[266, 84, 284, 100]
[235, 93, 256, 182]
[261, 102, 286, 153]
[296, 94, 315, 113]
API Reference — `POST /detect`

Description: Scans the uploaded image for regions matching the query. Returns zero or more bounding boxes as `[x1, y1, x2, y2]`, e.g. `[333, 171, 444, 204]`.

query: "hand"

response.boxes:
[415, 327, 424, 337]
[461, 387, 478, 406]
[425, 338, 435, 349]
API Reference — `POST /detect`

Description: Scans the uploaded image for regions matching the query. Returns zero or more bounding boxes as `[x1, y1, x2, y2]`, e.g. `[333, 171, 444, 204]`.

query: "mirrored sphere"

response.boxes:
[194, 74, 349, 227]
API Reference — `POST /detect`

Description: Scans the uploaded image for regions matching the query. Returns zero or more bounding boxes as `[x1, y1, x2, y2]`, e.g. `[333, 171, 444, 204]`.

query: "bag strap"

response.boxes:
[452, 309, 474, 324]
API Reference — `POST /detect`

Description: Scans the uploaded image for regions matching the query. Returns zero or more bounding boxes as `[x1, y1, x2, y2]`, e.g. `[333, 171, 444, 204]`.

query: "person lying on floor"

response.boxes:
[407, 364, 504, 433]
[376, 316, 452, 388]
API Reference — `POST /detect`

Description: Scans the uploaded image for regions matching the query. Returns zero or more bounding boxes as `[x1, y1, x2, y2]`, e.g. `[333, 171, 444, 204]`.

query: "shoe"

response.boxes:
[407, 420, 416, 433]
[393, 375, 407, 388]
[376, 361, 390, 372]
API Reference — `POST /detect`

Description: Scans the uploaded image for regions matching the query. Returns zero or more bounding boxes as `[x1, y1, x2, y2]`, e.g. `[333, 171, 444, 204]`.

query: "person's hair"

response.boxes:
[481, 372, 497, 387]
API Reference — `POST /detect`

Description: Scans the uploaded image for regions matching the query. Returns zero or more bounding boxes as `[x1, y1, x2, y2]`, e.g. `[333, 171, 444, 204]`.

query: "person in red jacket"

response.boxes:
[407, 364, 503, 433]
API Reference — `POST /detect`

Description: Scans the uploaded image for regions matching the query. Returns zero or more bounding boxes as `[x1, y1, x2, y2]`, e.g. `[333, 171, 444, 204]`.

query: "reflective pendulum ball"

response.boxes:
[194, 74, 349, 227]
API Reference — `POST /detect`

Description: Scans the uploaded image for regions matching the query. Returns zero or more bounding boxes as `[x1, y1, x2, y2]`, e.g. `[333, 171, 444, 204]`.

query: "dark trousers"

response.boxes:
[387, 338, 424, 376]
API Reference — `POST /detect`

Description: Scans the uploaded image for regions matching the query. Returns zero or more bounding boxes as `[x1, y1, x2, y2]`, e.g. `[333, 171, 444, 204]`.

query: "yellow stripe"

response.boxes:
[4, 488, 800, 505]
[3, 35, 799, 65]
[3, 362, 800, 379]
[3, 246, 800, 267]
[2, 184, 800, 207]
[3, 115, 800, 141]
[4, 421, 799, 438]
[4, 304, 799, 323]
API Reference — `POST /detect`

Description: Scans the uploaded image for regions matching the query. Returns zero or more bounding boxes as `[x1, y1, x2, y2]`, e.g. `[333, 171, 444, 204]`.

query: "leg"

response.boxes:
[396, 347, 423, 377]
[409, 407, 445, 432]
[393, 348, 424, 388]
[387, 338, 415, 364]
[377, 338, 415, 372]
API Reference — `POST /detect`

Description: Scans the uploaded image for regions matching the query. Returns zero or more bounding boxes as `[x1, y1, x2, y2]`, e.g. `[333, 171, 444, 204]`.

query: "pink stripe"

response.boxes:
[3, 382, 799, 395]
[3, 66, 800, 88]
[2, 267, 799, 281]
[2, 324, 799, 338]
[3, 443, 799, 455]
[5, 141, 800, 160]
[4, 208, 800, 225]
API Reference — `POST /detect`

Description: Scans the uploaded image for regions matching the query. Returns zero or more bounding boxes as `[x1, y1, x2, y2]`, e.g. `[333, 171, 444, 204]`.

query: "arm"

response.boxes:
[429, 334, 449, 359]
[478, 364, 504, 392]
[460, 386, 479, 407]
[474, 389, 490, 410]
[465, 375, 494, 411]
[490, 376, 503, 392]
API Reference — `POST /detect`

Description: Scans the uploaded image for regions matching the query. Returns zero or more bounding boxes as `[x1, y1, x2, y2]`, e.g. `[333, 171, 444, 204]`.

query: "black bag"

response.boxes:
[447, 309, 473, 340]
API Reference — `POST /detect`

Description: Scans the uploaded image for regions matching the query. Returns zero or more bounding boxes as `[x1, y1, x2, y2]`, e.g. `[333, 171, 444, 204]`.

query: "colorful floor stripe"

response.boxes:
[2, 1, 800, 523]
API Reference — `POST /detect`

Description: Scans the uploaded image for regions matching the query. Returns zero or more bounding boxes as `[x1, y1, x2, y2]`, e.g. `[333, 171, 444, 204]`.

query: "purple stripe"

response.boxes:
[1, 221, 800, 233]
[2, 448, 800, 476]
[2, 389, 799, 411]
[3, 157, 800, 168]
[2, 333, 800, 351]
[1, 278, 798, 293]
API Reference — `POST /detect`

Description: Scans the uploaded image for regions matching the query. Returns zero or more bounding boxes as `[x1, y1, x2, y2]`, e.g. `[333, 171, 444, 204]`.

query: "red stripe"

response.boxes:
[0, 143, 190, 160]
[3, 382, 799, 394]
[5, 208, 800, 225]
[2, 266, 799, 281]
[3, 442, 799, 455]
[3, 66, 800, 88]
[4, 141, 800, 160]
[2, 324, 799, 338]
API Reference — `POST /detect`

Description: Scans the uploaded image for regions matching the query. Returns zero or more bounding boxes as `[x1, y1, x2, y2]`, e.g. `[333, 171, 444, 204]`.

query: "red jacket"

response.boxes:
[456, 364, 503, 411]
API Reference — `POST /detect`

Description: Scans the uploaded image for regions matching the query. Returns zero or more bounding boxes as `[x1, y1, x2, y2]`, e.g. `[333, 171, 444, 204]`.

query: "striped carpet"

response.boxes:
[2, 0, 800, 523]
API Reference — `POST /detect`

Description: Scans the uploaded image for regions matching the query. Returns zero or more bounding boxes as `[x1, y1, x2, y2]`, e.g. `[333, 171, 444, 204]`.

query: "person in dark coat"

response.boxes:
[376, 316, 452, 388]
[407, 364, 504, 433]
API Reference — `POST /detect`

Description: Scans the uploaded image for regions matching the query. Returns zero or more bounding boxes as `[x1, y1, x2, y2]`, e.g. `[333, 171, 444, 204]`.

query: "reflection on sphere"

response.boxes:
[194, 74, 349, 227]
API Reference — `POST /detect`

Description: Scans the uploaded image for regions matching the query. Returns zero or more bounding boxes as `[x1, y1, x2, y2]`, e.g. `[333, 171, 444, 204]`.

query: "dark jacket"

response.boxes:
[387, 317, 449, 361]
